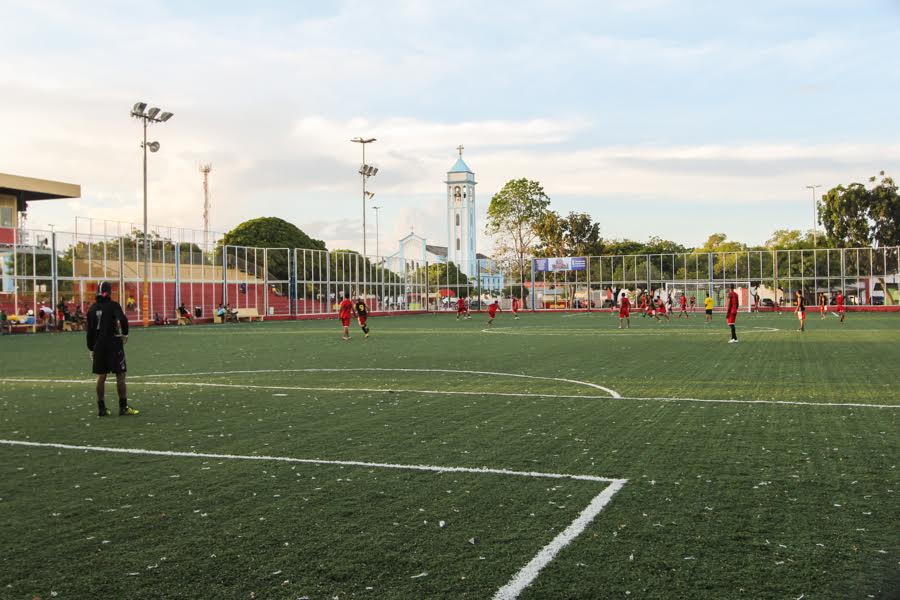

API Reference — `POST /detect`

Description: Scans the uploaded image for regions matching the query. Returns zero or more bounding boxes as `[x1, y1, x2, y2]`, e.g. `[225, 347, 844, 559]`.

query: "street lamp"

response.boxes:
[806, 184, 822, 246]
[131, 101, 174, 327]
[372, 204, 381, 260]
[351, 137, 377, 257]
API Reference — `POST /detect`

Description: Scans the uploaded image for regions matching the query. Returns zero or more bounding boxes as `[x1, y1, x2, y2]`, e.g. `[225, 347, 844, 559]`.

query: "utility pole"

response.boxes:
[806, 184, 822, 246]
[200, 164, 212, 251]
[372, 205, 382, 260]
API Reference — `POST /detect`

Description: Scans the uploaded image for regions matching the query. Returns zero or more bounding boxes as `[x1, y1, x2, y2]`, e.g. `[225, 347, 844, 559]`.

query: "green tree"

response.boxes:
[765, 229, 816, 250]
[485, 179, 552, 280]
[221, 217, 326, 281]
[819, 172, 900, 247]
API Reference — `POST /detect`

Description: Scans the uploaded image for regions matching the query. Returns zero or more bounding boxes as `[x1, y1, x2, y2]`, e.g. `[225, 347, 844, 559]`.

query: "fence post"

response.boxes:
[222, 245, 228, 307]
[51, 231, 58, 315]
[530, 259, 536, 311]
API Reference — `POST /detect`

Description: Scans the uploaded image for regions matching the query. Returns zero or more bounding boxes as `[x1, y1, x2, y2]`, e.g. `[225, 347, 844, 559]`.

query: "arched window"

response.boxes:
[456, 238, 460, 251]
[455, 214, 460, 226]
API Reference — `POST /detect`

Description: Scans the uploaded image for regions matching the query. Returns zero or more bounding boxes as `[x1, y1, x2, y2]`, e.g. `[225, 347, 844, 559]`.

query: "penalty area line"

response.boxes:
[0, 439, 627, 600]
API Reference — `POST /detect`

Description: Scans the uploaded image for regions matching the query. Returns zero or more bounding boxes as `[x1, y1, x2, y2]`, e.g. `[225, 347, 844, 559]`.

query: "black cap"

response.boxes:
[97, 281, 112, 297]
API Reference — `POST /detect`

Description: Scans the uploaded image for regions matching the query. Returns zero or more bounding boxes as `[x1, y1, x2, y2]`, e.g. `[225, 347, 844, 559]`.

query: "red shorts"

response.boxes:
[358, 316, 367, 326]
[488, 312, 498, 318]
[619, 307, 630, 318]
[341, 317, 351, 327]
[838, 306, 845, 313]
[726, 312, 737, 325]
[457, 308, 466, 314]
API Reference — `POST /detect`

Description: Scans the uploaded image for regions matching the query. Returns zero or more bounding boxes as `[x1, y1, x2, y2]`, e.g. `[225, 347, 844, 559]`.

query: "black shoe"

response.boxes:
[98, 408, 111, 417]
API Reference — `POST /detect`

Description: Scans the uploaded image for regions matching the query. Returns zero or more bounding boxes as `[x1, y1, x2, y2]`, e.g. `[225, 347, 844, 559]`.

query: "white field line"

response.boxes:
[128, 368, 623, 399]
[2, 378, 897, 409]
[0, 438, 627, 599]
[493, 478, 627, 600]
[482, 326, 780, 336]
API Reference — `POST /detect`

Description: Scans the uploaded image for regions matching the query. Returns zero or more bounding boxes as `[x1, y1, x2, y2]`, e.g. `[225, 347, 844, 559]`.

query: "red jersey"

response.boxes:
[680, 296, 687, 309]
[726, 291, 739, 315]
[512, 298, 519, 312]
[621, 296, 630, 310]
[657, 300, 667, 314]
[456, 298, 466, 312]
[339, 299, 353, 319]
[837, 294, 845, 310]
[488, 303, 499, 317]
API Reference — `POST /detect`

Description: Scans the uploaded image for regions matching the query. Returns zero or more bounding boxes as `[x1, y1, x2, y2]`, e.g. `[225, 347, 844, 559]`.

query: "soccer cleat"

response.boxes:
[119, 406, 140, 416]
[98, 408, 111, 417]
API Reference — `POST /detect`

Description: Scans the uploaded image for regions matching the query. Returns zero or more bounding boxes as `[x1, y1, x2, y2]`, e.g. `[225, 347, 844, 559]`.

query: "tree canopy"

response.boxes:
[485, 179, 551, 276]
[221, 217, 326, 252]
[820, 172, 899, 247]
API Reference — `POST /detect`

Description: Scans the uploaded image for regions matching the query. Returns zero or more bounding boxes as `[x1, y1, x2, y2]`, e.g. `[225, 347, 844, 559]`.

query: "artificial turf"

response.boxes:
[0, 311, 898, 599]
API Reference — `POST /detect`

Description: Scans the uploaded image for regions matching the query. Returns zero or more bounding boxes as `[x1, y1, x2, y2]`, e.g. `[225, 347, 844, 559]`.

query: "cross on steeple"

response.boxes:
[456, 144, 464, 157]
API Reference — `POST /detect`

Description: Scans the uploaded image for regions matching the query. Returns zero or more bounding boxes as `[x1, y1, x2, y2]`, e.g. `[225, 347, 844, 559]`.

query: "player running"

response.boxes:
[511, 296, 520, 320]
[726, 284, 739, 343]
[456, 296, 469, 320]
[677, 293, 689, 318]
[87, 281, 138, 416]
[819, 293, 828, 319]
[795, 290, 806, 332]
[339, 294, 353, 340]
[355, 297, 370, 339]
[486, 299, 501, 326]
[655, 296, 670, 321]
[836, 291, 846, 322]
[704, 292, 714, 323]
[618, 292, 631, 329]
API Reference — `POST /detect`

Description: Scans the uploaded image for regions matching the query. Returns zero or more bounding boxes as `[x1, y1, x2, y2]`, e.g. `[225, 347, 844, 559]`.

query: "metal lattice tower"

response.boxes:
[199, 164, 212, 249]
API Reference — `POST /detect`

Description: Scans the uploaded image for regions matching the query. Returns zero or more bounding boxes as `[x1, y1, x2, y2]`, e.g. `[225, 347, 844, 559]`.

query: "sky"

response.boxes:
[1, 0, 899, 254]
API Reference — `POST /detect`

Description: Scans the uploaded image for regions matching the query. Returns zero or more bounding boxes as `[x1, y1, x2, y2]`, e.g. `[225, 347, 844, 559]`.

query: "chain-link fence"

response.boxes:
[2, 225, 898, 326]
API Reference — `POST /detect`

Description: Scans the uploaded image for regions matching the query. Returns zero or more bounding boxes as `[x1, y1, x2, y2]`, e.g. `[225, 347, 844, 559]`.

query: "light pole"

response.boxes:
[351, 137, 377, 257]
[806, 184, 822, 246]
[131, 102, 173, 327]
[372, 204, 381, 260]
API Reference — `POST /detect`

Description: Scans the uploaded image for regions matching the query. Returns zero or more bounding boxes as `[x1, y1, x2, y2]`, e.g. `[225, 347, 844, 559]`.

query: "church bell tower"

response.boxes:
[445, 145, 477, 276]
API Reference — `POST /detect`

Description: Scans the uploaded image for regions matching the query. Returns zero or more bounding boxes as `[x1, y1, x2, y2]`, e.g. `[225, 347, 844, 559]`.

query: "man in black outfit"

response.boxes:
[87, 281, 139, 417]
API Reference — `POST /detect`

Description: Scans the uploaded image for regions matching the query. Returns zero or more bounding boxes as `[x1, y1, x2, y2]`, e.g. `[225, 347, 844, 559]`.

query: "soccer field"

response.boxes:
[1, 311, 898, 599]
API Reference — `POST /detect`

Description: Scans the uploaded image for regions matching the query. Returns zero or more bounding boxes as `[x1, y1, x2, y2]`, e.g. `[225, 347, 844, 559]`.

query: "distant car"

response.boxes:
[872, 296, 885, 305]
[761, 299, 775, 308]
[468, 300, 484, 310]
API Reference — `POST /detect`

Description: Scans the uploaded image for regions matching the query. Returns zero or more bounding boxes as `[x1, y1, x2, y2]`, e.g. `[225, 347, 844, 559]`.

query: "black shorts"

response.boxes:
[705, 309, 713, 315]
[92, 344, 127, 375]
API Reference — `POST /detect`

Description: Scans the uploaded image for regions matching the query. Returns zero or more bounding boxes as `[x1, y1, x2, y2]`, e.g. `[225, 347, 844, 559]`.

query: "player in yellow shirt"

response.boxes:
[704, 293, 714, 323]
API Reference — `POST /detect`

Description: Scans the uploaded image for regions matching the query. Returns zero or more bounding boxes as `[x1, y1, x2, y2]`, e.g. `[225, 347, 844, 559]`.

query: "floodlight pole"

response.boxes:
[806, 184, 822, 247]
[351, 137, 376, 258]
[131, 102, 173, 327]
[372, 205, 382, 260]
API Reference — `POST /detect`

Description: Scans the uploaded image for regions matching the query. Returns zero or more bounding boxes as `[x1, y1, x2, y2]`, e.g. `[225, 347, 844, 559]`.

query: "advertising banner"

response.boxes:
[533, 257, 587, 272]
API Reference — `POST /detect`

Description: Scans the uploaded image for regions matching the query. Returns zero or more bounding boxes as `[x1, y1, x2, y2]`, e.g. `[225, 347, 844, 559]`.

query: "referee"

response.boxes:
[87, 281, 139, 416]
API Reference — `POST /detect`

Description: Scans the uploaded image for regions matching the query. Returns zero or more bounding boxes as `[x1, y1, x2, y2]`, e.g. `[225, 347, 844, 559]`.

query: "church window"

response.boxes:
[456, 238, 460, 251]
[455, 214, 460, 226]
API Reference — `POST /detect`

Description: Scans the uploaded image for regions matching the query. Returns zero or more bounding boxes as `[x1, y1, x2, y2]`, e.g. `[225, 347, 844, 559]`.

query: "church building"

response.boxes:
[387, 147, 486, 278]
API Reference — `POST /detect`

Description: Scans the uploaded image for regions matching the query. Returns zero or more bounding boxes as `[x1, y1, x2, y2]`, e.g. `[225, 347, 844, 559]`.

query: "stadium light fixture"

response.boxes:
[351, 137, 377, 258]
[131, 101, 174, 327]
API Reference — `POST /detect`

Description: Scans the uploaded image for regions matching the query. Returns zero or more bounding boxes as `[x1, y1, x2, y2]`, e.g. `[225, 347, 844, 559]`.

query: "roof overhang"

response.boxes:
[0, 172, 81, 211]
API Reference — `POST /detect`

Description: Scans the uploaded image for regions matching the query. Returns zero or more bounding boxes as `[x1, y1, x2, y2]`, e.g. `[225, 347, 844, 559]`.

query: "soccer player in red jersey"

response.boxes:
[339, 295, 353, 340]
[487, 299, 500, 326]
[655, 296, 670, 321]
[456, 296, 468, 320]
[618, 292, 631, 329]
[678, 293, 688, 318]
[836, 291, 846, 322]
[511, 296, 520, 320]
[726, 284, 739, 343]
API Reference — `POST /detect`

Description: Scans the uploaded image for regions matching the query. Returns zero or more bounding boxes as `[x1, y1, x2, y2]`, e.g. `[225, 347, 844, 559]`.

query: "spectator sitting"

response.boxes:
[216, 303, 227, 323]
[177, 302, 193, 324]
[0, 309, 10, 335]
[126, 295, 137, 310]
